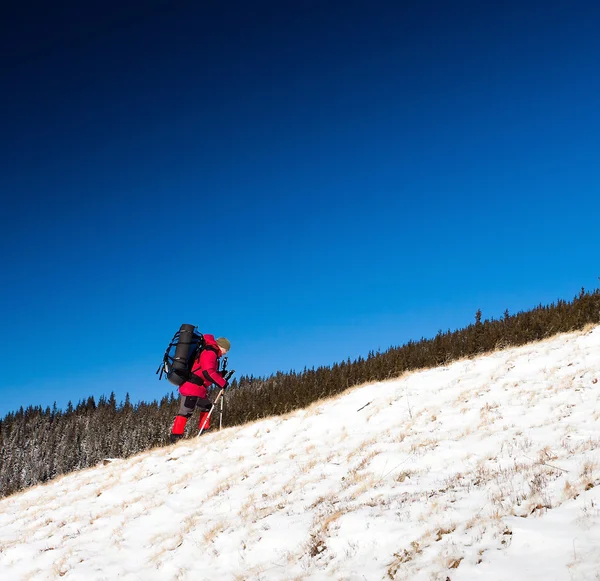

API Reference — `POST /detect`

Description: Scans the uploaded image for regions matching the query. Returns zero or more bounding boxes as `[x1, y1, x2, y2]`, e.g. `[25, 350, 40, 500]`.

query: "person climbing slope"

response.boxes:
[169, 335, 230, 443]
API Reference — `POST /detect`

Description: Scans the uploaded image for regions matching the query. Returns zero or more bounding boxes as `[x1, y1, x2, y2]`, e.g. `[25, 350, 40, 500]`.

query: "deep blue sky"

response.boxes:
[1, 0, 599, 417]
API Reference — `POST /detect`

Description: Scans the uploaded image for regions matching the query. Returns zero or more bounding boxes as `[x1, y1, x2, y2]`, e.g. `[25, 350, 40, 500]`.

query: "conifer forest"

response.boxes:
[2, 288, 600, 499]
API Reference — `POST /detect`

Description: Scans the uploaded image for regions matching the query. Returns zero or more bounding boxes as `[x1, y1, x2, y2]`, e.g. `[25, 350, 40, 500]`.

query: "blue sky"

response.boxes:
[1, 0, 599, 417]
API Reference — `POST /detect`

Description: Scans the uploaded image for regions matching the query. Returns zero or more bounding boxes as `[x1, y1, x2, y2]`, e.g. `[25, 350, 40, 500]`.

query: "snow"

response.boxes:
[1, 326, 600, 580]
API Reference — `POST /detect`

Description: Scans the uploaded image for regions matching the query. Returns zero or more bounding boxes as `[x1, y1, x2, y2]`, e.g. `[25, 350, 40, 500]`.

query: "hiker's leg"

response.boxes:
[197, 397, 212, 431]
[170, 396, 198, 442]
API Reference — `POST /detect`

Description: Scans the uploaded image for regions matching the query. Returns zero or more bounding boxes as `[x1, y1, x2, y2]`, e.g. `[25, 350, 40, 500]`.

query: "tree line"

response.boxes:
[2, 287, 599, 499]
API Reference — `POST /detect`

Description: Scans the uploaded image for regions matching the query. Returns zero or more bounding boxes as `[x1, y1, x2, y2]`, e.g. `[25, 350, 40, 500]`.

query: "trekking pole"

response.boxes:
[198, 389, 224, 437]
[219, 391, 224, 430]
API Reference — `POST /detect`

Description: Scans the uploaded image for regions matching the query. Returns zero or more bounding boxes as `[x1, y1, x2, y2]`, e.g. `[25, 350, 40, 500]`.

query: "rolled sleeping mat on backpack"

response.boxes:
[168, 323, 197, 386]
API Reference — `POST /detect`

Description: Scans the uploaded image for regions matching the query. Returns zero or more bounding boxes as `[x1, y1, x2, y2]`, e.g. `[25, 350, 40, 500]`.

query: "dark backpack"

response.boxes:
[157, 324, 205, 386]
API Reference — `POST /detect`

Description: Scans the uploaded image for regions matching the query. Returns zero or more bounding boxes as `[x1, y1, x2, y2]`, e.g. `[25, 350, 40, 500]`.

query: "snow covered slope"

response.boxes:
[1, 326, 600, 580]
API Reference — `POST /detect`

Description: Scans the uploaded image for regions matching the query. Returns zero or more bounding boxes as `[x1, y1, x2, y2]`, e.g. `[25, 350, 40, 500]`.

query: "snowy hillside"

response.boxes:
[1, 326, 600, 581]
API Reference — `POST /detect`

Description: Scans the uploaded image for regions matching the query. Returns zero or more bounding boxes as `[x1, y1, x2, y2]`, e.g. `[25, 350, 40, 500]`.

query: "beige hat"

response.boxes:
[216, 337, 231, 351]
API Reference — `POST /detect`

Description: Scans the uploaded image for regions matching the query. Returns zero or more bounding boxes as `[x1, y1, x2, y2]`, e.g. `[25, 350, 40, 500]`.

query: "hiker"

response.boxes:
[169, 335, 230, 443]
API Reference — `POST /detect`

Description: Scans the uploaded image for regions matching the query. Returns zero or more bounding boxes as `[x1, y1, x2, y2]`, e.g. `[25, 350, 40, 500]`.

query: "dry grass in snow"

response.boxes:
[1, 326, 600, 580]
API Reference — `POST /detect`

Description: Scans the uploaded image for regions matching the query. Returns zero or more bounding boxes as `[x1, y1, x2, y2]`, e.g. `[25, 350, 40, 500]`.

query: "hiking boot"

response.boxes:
[169, 433, 184, 444]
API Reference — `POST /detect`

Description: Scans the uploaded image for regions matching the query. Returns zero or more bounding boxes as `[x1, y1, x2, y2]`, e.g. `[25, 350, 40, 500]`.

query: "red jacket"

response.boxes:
[178, 334, 227, 398]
